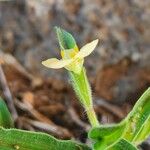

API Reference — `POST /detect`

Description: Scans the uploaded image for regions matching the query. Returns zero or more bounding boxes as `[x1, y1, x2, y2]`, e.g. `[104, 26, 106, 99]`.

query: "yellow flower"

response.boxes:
[42, 39, 99, 74]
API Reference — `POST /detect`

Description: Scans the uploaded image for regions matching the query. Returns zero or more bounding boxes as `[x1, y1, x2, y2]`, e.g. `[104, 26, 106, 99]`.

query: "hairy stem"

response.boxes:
[69, 68, 99, 127]
[86, 108, 99, 127]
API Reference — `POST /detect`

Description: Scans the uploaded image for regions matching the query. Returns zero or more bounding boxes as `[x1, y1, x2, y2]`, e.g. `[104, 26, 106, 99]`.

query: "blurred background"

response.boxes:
[0, 0, 150, 149]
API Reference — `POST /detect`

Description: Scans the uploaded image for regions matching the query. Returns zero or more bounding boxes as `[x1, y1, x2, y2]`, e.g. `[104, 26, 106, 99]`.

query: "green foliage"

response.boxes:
[55, 27, 76, 50]
[133, 116, 150, 145]
[0, 98, 13, 128]
[0, 127, 91, 150]
[89, 123, 127, 149]
[89, 88, 150, 150]
[107, 139, 138, 150]
[92, 138, 138, 150]
[123, 88, 150, 144]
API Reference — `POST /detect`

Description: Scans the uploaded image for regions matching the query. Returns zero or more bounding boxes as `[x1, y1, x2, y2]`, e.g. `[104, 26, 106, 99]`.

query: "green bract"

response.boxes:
[55, 27, 76, 50]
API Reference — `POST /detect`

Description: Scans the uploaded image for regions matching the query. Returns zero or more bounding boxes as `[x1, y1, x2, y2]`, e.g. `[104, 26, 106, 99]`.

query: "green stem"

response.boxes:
[69, 68, 99, 127]
[86, 108, 99, 127]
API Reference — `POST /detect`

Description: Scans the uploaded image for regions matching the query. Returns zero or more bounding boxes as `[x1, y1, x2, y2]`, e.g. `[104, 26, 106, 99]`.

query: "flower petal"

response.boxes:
[42, 58, 73, 69]
[75, 39, 99, 59]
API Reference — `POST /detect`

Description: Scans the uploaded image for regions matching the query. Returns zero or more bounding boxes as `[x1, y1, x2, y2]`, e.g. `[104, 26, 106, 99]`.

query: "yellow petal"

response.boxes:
[42, 58, 73, 69]
[75, 39, 99, 59]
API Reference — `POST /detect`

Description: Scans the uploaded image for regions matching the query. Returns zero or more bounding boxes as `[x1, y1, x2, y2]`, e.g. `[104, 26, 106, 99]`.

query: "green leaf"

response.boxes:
[92, 138, 138, 150]
[89, 88, 150, 149]
[0, 146, 13, 150]
[89, 123, 126, 149]
[107, 138, 138, 150]
[0, 127, 91, 150]
[132, 116, 150, 145]
[0, 98, 13, 128]
[55, 27, 77, 50]
[123, 88, 150, 143]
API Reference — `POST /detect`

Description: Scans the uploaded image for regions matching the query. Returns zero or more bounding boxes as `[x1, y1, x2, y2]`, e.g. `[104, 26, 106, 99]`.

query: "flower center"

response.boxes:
[61, 46, 79, 59]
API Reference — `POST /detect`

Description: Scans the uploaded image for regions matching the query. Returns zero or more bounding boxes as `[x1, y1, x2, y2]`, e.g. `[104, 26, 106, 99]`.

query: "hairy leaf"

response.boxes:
[89, 88, 150, 149]
[89, 123, 126, 149]
[132, 116, 150, 145]
[107, 139, 138, 150]
[0, 127, 91, 150]
[123, 88, 150, 143]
